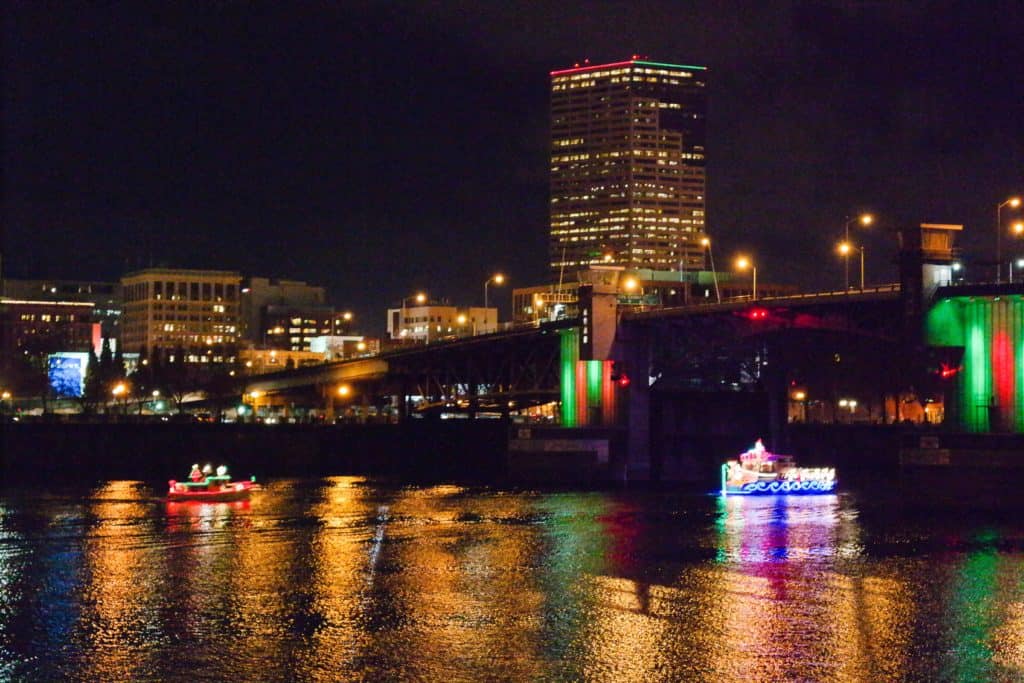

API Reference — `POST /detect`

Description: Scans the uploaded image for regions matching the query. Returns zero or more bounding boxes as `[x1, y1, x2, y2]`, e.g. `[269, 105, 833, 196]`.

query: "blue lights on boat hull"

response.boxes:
[722, 479, 838, 496]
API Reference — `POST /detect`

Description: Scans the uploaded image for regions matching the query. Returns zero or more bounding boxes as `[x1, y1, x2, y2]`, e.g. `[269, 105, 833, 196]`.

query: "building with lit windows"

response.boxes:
[120, 268, 241, 363]
[549, 58, 708, 276]
[259, 305, 356, 351]
[386, 300, 498, 342]
[240, 277, 330, 342]
[1, 278, 122, 340]
[0, 298, 97, 358]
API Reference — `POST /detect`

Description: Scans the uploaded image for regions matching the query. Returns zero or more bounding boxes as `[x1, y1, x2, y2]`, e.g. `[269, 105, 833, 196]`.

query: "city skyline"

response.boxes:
[5, 2, 1023, 333]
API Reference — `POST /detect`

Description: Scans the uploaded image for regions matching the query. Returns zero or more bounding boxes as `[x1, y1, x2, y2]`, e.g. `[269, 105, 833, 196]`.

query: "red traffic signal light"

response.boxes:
[610, 361, 629, 387]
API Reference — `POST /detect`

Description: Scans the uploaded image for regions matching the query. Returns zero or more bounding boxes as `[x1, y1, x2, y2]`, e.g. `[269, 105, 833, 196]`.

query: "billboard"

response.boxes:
[48, 352, 91, 398]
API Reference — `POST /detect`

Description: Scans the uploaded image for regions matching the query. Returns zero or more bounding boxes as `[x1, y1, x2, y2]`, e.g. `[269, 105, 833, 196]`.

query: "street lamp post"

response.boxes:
[838, 242, 865, 291]
[484, 273, 504, 333]
[1010, 258, 1024, 284]
[735, 256, 756, 300]
[842, 213, 873, 290]
[997, 197, 1021, 282]
[399, 292, 427, 343]
[112, 382, 127, 416]
[701, 237, 721, 303]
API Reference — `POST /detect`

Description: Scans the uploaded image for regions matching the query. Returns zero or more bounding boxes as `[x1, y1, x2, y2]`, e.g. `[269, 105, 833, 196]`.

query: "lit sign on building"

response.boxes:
[48, 352, 91, 398]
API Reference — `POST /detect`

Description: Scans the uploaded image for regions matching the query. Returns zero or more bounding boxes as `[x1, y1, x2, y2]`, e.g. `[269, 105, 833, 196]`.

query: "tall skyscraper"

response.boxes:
[549, 58, 708, 276]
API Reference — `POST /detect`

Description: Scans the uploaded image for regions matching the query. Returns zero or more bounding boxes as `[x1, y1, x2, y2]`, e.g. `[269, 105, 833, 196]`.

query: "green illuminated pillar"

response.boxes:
[586, 360, 602, 425]
[560, 329, 578, 426]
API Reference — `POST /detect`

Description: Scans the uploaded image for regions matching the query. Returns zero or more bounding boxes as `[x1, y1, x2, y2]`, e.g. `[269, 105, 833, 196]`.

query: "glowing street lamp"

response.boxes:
[997, 196, 1022, 282]
[112, 382, 127, 415]
[622, 276, 638, 292]
[735, 256, 757, 300]
[484, 274, 504, 332]
[837, 241, 866, 290]
[337, 384, 351, 397]
[1010, 258, 1024, 283]
[701, 237, 721, 303]
[342, 311, 353, 321]
[842, 213, 873, 290]
[399, 292, 428, 342]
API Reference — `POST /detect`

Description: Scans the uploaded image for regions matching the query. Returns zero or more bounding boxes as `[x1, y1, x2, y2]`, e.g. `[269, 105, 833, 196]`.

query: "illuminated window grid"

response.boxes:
[550, 60, 707, 273]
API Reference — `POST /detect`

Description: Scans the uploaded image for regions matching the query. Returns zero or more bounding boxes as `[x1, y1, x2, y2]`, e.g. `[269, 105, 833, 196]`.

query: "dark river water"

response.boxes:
[3, 476, 1024, 681]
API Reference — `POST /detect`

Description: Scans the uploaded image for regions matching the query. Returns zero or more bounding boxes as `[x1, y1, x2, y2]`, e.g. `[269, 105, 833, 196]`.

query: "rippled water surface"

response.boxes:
[4, 477, 1024, 681]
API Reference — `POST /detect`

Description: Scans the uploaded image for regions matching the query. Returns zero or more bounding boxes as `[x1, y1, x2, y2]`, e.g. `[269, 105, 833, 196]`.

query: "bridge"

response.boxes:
[240, 223, 1023, 480]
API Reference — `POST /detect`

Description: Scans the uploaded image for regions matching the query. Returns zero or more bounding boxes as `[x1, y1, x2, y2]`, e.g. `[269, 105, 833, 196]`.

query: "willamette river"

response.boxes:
[3, 475, 1024, 681]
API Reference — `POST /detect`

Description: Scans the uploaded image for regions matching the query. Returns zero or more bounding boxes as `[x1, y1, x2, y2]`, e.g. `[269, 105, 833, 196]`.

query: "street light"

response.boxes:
[622, 276, 638, 292]
[842, 213, 873, 290]
[735, 256, 757, 300]
[112, 382, 127, 415]
[701, 237, 721, 303]
[997, 196, 1021, 282]
[399, 293, 428, 342]
[484, 273, 504, 332]
[1010, 258, 1024, 283]
[337, 384, 351, 397]
[837, 241, 865, 290]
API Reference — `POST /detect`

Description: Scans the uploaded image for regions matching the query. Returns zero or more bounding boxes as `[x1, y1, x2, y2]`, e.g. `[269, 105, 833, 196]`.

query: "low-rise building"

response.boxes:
[238, 348, 326, 375]
[0, 298, 97, 357]
[1, 278, 122, 340]
[309, 335, 380, 360]
[386, 299, 498, 341]
[261, 305, 354, 351]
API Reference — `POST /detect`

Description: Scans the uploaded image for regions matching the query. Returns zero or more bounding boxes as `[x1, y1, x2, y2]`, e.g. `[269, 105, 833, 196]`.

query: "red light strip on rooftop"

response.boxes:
[550, 60, 635, 76]
[550, 59, 706, 77]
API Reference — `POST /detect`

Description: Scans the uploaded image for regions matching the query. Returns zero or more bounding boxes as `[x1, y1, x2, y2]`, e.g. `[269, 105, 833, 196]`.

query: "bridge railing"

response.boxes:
[750, 283, 901, 302]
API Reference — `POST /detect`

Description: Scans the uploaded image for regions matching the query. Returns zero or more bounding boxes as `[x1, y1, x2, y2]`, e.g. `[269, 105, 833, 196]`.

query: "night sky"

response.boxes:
[5, 1, 1023, 332]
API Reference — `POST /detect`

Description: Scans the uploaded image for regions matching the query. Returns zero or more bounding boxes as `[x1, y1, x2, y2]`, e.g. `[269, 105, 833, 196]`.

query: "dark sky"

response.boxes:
[5, 1, 1023, 332]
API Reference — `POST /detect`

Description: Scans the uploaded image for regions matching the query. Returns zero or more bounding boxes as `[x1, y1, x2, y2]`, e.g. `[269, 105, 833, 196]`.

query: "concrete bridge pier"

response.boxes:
[619, 322, 653, 482]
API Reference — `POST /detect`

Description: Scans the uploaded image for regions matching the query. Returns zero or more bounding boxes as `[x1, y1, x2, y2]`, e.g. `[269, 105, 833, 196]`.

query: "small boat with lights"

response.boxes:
[167, 464, 258, 501]
[721, 439, 836, 495]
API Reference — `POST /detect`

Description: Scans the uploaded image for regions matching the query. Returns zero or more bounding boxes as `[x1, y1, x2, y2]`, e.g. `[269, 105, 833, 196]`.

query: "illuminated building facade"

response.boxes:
[1, 278, 122, 339]
[260, 305, 355, 351]
[0, 299, 96, 357]
[238, 347, 327, 374]
[121, 268, 241, 363]
[239, 277, 329, 343]
[386, 301, 498, 341]
[549, 58, 708, 275]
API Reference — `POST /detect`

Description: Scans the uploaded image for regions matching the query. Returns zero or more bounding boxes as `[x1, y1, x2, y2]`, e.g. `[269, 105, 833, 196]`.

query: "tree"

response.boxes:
[77, 349, 104, 414]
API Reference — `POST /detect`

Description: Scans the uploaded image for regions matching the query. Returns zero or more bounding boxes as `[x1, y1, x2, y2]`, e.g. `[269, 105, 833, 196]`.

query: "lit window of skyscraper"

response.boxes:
[549, 59, 708, 276]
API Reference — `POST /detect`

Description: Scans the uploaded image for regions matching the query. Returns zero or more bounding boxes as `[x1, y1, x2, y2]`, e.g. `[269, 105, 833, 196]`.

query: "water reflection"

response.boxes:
[6, 481, 1024, 680]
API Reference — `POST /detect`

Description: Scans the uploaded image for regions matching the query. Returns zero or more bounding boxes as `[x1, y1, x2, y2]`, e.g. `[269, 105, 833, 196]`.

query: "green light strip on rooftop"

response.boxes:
[635, 60, 707, 71]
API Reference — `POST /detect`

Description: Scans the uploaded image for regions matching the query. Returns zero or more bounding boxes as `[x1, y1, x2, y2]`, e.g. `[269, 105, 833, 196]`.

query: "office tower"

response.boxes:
[549, 58, 708, 275]
[121, 268, 241, 362]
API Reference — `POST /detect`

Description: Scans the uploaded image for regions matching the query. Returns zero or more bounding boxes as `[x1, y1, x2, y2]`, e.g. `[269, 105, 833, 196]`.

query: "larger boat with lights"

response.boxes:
[721, 439, 836, 495]
[168, 465, 258, 501]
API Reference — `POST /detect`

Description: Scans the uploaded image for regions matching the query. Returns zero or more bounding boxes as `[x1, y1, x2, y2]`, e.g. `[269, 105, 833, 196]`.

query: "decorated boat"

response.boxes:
[721, 439, 836, 495]
[168, 464, 258, 501]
